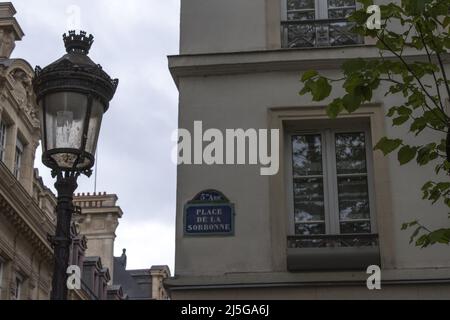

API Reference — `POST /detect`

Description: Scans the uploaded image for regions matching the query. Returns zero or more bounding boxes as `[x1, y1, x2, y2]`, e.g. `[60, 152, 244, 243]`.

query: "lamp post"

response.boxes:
[33, 31, 118, 300]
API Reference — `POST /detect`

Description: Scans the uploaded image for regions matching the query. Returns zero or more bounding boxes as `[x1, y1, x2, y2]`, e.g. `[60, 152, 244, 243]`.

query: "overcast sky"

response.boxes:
[11, 0, 180, 272]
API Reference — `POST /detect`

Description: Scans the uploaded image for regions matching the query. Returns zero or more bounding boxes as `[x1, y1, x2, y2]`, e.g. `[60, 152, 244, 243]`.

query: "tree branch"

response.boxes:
[417, 24, 445, 113]
[376, 33, 450, 123]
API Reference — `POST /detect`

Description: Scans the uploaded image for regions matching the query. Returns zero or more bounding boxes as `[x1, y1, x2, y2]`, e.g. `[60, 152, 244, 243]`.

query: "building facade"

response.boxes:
[0, 2, 54, 300]
[73, 192, 123, 285]
[113, 252, 171, 300]
[167, 0, 450, 299]
[73, 193, 171, 300]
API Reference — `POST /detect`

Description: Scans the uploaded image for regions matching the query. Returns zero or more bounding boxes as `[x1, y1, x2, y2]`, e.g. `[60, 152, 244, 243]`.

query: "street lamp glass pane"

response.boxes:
[44, 92, 88, 168]
[85, 99, 104, 157]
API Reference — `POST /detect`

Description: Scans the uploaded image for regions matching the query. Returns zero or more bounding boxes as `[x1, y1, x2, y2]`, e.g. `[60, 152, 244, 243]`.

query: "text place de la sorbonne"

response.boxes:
[1, 0, 450, 316]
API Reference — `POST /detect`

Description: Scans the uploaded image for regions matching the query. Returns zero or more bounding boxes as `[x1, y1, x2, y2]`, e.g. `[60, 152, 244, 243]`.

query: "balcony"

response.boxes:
[287, 234, 380, 271]
[281, 18, 364, 48]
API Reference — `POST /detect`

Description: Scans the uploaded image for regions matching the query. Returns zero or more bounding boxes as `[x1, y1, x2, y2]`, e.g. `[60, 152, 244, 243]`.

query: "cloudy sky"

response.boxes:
[11, 0, 180, 271]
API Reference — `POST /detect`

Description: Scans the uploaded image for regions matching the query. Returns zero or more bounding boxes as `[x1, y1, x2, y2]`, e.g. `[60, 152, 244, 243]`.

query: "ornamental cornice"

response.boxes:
[0, 58, 40, 131]
[0, 164, 54, 262]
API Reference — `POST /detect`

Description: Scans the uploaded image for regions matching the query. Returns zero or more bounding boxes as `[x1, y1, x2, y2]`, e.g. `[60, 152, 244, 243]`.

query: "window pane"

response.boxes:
[288, 11, 315, 21]
[14, 146, 22, 179]
[335, 132, 367, 174]
[328, 0, 356, 18]
[287, 0, 315, 21]
[338, 176, 370, 219]
[14, 277, 22, 300]
[338, 176, 371, 233]
[0, 122, 6, 162]
[294, 178, 325, 222]
[292, 134, 325, 235]
[288, 0, 315, 10]
[328, 8, 355, 19]
[328, 0, 356, 9]
[292, 134, 323, 176]
[340, 221, 371, 234]
[296, 223, 326, 235]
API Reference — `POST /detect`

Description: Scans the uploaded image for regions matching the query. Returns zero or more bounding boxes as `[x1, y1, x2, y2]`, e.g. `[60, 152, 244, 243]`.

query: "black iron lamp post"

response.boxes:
[33, 31, 118, 300]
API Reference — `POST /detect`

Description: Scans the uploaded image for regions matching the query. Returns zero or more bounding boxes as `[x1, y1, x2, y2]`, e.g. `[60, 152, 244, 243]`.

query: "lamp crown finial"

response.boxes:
[63, 30, 94, 55]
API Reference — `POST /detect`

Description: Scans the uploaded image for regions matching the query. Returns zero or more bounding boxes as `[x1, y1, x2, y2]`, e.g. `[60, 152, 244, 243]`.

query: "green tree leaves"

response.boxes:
[398, 146, 418, 165]
[374, 138, 402, 156]
[314, 78, 332, 101]
[327, 99, 345, 119]
[299, 74, 332, 102]
[403, 0, 433, 15]
[301, 70, 318, 82]
[417, 143, 439, 166]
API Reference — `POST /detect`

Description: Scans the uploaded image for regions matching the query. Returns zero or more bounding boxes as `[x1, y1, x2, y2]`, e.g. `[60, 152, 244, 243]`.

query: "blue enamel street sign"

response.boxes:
[184, 190, 235, 236]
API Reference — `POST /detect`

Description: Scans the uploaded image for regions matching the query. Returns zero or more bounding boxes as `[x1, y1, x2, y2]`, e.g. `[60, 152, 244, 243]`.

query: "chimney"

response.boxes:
[0, 2, 24, 59]
[73, 193, 123, 284]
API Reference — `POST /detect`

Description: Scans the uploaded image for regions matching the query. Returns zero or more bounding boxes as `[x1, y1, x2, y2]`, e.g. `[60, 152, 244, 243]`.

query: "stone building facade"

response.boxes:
[73, 192, 123, 285]
[73, 192, 171, 300]
[0, 2, 54, 300]
[167, 0, 450, 299]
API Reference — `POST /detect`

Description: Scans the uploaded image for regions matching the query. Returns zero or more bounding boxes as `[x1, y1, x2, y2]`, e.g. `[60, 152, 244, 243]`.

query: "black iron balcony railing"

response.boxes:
[288, 233, 379, 249]
[281, 18, 364, 48]
[287, 234, 380, 271]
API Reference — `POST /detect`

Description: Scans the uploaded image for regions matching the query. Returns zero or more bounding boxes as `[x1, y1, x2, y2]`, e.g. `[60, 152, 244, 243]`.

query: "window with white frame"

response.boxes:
[13, 138, 24, 179]
[288, 126, 376, 238]
[281, 0, 363, 48]
[0, 120, 7, 163]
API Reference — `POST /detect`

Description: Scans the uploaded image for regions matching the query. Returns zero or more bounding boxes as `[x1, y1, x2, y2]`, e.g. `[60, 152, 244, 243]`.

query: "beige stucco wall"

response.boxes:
[180, 0, 268, 54]
[172, 0, 450, 299]
[170, 0, 450, 299]
[174, 65, 450, 275]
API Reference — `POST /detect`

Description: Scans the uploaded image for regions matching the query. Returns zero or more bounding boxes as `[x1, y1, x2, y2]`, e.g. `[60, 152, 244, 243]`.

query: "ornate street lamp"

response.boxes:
[33, 31, 118, 300]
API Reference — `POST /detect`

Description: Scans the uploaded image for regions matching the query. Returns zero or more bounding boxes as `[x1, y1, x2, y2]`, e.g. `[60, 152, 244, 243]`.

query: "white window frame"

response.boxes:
[0, 120, 7, 163]
[286, 122, 377, 236]
[13, 138, 24, 180]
